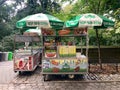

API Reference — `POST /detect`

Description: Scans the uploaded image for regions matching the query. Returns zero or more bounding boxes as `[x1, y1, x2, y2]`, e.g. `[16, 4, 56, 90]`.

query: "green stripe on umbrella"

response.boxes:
[96, 15, 115, 28]
[16, 15, 32, 28]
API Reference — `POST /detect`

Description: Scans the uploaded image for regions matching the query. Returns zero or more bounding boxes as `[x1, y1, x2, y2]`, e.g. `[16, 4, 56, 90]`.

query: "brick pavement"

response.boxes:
[0, 61, 17, 84]
[0, 82, 120, 90]
[1, 61, 120, 90]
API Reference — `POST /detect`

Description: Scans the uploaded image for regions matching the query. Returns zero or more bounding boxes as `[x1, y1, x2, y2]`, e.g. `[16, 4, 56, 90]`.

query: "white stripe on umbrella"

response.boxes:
[79, 13, 103, 27]
[26, 13, 50, 28]
[24, 28, 41, 36]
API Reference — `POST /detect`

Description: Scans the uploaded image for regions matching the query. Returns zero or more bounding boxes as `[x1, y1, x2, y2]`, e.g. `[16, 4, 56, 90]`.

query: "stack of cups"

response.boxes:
[76, 52, 81, 59]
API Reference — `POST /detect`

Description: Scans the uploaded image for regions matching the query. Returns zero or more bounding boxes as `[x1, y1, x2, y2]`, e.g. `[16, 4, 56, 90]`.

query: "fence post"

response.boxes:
[115, 63, 118, 72]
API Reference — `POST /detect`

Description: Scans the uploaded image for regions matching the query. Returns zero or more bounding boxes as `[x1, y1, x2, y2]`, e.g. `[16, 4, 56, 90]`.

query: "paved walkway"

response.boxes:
[1, 82, 120, 90]
[0, 61, 17, 84]
[0, 61, 120, 90]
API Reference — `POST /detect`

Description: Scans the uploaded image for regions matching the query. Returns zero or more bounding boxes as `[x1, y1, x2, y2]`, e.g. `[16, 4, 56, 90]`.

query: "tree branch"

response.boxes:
[97, 0, 101, 14]
[0, 0, 7, 6]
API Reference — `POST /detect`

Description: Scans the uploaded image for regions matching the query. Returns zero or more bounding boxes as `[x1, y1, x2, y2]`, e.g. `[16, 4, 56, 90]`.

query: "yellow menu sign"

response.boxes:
[58, 46, 76, 57]
[68, 46, 76, 56]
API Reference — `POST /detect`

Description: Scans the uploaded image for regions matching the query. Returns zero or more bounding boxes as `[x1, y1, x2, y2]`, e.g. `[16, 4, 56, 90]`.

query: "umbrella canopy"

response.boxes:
[23, 28, 41, 36]
[65, 13, 114, 28]
[16, 13, 64, 29]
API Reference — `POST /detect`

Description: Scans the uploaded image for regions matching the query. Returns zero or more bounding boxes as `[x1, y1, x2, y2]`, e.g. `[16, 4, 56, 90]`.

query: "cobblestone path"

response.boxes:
[1, 61, 120, 90]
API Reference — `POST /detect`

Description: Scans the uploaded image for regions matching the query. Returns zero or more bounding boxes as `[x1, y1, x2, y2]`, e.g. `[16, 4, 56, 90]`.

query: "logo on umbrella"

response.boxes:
[85, 15, 95, 18]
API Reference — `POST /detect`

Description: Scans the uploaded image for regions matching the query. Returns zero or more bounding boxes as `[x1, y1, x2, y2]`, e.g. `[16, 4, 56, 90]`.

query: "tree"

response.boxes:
[1, 35, 14, 51]
[53, 4, 75, 21]
[16, 0, 61, 19]
[0, 1, 16, 40]
[0, 0, 7, 6]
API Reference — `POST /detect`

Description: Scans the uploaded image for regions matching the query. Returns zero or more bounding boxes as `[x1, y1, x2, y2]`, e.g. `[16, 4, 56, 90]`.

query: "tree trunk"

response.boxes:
[95, 29, 102, 69]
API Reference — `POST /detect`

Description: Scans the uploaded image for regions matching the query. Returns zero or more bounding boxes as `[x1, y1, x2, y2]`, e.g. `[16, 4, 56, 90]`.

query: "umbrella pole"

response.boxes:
[81, 37, 83, 54]
[95, 29, 102, 70]
[86, 30, 89, 58]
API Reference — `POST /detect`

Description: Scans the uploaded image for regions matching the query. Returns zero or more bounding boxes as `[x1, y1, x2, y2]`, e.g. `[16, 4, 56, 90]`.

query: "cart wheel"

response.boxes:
[14, 71, 17, 73]
[18, 71, 22, 75]
[44, 75, 49, 81]
[68, 74, 75, 79]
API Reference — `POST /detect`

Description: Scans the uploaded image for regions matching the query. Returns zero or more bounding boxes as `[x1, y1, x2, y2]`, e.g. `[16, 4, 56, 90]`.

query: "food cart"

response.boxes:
[15, 13, 65, 76]
[14, 35, 42, 74]
[41, 28, 88, 81]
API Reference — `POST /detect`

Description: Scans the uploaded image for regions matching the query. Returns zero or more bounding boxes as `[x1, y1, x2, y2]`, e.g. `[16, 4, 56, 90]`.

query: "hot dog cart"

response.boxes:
[41, 28, 88, 81]
[14, 35, 42, 74]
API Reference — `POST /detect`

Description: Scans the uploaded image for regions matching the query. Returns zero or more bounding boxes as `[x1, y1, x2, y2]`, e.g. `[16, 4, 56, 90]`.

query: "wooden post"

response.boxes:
[116, 63, 118, 72]
[95, 29, 102, 69]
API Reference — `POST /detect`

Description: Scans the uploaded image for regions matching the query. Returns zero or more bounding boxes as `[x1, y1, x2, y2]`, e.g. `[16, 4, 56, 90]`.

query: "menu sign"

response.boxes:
[43, 56, 88, 73]
[58, 46, 76, 57]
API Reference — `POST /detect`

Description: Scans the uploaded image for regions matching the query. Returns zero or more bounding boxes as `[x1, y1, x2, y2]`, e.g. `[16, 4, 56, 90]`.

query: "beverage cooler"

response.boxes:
[14, 35, 42, 74]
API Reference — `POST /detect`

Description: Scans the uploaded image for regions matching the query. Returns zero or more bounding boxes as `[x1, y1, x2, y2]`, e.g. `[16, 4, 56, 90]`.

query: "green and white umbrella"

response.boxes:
[65, 13, 115, 69]
[24, 28, 41, 36]
[16, 13, 64, 29]
[65, 13, 114, 28]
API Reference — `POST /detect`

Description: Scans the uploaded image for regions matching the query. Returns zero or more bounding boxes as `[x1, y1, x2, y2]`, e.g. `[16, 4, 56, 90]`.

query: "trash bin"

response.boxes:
[2, 52, 5, 61]
[2, 52, 8, 61]
[5, 52, 9, 61]
[8, 52, 13, 61]
[0, 52, 2, 61]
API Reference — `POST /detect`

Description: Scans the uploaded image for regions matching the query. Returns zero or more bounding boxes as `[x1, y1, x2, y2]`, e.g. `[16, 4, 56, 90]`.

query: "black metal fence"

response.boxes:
[77, 46, 120, 64]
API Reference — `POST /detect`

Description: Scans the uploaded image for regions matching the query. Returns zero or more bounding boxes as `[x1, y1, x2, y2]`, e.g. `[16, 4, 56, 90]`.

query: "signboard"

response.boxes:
[14, 35, 41, 42]
[58, 46, 76, 57]
[43, 57, 88, 73]
[14, 54, 33, 71]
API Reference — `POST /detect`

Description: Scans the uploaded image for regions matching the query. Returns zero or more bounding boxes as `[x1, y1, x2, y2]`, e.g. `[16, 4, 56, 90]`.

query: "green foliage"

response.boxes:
[88, 29, 97, 46]
[101, 29, 120, 46]
[114, 8, 120, 20]
[53, 12, 74, 22]
[17, 0, 61, 18]
[0, 0, 120, 52]
[60, 0, 75, 4]
[1, 35, 14, 51]
[114, 8, 120, 33]
[88, 29, 120, 46]
[0, 22, 11, 40]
